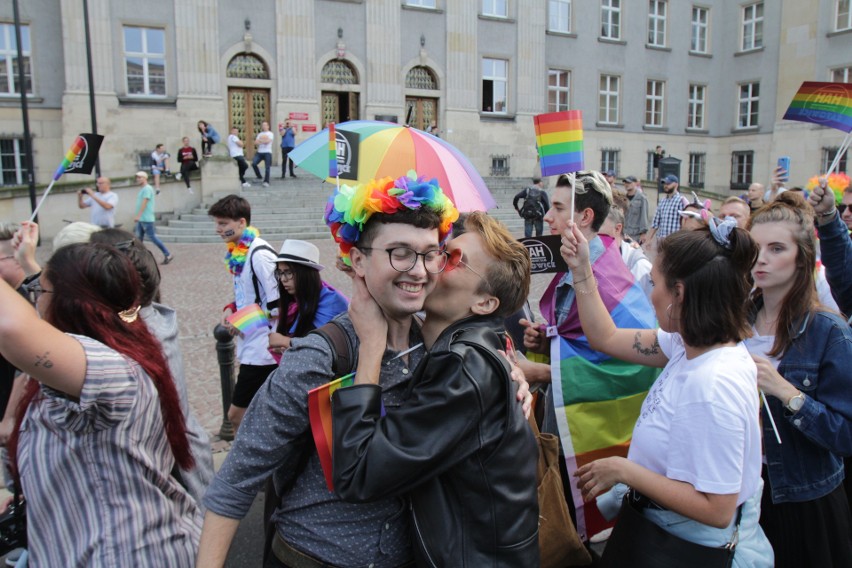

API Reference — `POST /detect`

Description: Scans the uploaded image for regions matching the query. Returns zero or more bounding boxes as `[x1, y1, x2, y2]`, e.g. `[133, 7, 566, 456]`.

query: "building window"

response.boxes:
[648, 1, 667, 47]
[482, 58, 508, 113]
[823, 147, 849, 174]
[482, 0, 507, 17]
[737, 82, 759, 129]
[549, 0, 572, 33]
[601, 0, 621, 40]
[646, 151, 655, 180]
[832, 66, 851, 83]
[598, 74, 620, 124]
[731, 151, 754, 189]
[742, 2, 763, 51]
[601, 149, 620, 174]
[321, 60, 358, 85]
[406, 0, 436, 7]
[689, 153, 706, 188]
[226, 54, 269, 80]
[0, 23, 31, 95]
[124, 26, 165, 96]
[548, 69, 571, 112]
[406, 66, 438, 90]
[0, 138, 28, 186]
[691, 6, 709, 53]
[688, 84, 706, 129]
[490, 154, 510, 176]
[837, 0, 851, 31]
[645, 80, 665, 127]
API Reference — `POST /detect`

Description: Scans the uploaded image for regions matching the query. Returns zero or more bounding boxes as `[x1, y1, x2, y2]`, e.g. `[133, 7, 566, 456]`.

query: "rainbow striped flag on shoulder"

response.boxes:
[541, 236, 660, 542]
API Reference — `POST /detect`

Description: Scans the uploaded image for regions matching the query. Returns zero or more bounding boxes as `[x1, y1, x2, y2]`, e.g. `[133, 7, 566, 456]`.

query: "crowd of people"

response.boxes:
[0, 159, 849, 567]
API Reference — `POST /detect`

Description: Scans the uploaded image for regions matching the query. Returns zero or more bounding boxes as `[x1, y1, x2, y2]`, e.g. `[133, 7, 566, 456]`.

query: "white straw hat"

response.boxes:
[275, 239, 324, 271]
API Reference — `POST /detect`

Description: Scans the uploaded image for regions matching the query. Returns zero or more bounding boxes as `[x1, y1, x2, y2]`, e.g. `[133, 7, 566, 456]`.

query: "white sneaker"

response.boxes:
[262, 182, 269, 187]
[175, 173, 182, 181]
[187, 186, 193, 194]
[241, 182, 250, 188]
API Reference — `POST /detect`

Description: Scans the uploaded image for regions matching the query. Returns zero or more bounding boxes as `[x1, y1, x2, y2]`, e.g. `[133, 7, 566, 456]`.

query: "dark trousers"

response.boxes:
[281, 147, 295, 177]
[201, 137, 212, 155]
[180, 162, 198, 188]
[233, 156, 249, 183]
[524, 217, 544, 238]
[252, 152, 272, 183]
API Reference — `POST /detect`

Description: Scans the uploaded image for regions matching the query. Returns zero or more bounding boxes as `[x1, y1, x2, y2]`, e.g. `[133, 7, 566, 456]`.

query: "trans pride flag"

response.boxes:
[540, 236, 660, 541]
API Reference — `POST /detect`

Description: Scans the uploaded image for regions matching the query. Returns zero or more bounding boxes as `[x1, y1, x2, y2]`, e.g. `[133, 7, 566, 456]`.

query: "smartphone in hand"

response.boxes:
[777, 156, 790, 182]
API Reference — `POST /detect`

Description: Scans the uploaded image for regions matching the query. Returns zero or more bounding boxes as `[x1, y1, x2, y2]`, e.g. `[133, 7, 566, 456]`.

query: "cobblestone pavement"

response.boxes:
[155, 226, 556, 452]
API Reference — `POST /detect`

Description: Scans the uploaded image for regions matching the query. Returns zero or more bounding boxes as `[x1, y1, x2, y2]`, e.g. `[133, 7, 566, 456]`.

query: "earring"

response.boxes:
[665, 303, 673, 319]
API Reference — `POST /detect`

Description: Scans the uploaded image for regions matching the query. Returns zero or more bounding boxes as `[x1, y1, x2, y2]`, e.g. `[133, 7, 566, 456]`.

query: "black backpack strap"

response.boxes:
[249, 244, 277, 310]
[310, 320, 356, 376]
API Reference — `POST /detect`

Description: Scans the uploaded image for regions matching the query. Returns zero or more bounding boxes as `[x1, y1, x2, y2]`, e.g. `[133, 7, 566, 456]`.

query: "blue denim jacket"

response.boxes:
[816, 212, 852, 317]
[760, 306, 852, 504]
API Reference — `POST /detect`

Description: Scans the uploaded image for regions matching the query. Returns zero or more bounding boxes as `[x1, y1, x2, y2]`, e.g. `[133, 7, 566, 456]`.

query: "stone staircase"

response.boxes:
[155, 176, 535, 243]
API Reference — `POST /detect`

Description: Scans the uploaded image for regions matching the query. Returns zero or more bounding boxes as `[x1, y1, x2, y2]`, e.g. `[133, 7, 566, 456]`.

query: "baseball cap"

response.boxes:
[623, 176, 638, 183]
[604, 170, 616, 177]
[662, 174, 679, 184]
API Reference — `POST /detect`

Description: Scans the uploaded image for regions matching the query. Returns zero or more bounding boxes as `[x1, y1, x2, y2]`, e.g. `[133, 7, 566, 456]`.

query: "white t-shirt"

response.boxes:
[227, 134, 244, 158]
[255, 130, 274, 154]
[233, 238, 279, 365]
[83, 191, 118, 227]
[629, 331, 762, 504]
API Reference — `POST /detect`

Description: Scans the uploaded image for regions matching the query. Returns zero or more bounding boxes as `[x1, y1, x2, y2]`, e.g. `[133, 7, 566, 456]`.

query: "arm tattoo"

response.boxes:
[34, 351, 54, 369]
[632, 332, 660, 357]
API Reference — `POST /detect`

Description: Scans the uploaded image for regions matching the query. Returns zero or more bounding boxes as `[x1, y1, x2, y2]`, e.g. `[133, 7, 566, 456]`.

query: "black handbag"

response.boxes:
[600, 492, 741, 568]
[0, 487, 27, 557]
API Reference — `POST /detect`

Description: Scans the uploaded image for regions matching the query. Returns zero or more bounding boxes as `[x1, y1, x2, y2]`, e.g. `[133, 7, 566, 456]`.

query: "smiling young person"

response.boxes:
[745, 192, 852, 567]
[332, 211, 539, 566]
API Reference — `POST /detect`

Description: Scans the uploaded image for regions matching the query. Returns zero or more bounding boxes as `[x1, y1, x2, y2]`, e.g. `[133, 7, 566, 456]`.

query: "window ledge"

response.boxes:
[478, 14, 514, 23]
[689, 51, 712, 58]
[118, 96, 177, 107]
[598, 37, 626, 45]
[0, 95, 44, 105]
[645, 44, 671, 52]
[827, 28, 852, 38]
[402, 5, 443, 14]
[735, 46, 764, 57]
[685, 128, 709, 135]
[730, 126, 760, 134]
[642, 125, 669, 132]
[479, 112, 515, 122]
[546, 30, 577, 38]
[596, 122, 624, 129]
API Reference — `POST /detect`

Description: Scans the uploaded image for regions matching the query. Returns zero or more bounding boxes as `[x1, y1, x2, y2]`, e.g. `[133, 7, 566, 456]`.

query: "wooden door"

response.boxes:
[405, 97, 438, 131]
[229, 88, 270, 160]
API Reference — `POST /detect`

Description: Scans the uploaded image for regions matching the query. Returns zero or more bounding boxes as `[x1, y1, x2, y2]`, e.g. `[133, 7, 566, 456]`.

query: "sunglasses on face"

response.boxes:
[838, 204, 849, 216]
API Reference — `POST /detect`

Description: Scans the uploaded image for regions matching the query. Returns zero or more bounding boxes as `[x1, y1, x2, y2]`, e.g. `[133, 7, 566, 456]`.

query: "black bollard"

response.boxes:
[214, 323, 236, 441]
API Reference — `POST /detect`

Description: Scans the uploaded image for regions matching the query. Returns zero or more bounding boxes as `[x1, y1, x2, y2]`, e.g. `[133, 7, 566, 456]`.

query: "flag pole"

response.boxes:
[568, 172, 576, 224]
[29, 179, 58, 222]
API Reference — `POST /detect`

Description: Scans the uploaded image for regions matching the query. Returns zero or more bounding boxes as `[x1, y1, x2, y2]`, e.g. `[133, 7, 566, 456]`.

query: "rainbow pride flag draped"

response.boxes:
[328, 122, 338, 177]
[534, 110, 584, 177]
[226, 303, 269, 335]
[782, 82, 852, 133]
[308, 373, 357, 491]
[540, 236, 660, 541]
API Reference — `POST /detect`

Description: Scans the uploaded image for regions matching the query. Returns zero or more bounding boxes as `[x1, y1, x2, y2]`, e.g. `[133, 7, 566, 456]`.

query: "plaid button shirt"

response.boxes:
[652, 191, 686, 239]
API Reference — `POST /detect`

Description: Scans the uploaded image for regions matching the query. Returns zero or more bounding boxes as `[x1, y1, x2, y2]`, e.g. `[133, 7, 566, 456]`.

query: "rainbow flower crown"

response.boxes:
[324, 171, 459, 265]
[805, 172, 850, 205]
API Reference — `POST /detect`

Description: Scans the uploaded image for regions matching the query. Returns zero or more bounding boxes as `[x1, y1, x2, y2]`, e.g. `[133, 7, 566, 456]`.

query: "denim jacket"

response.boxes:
[758, 305, 852, 504]
[816, 212, 852, 317]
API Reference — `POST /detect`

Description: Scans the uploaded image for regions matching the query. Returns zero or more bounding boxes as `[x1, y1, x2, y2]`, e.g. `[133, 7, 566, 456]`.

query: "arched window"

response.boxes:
[406, 66, 438, 90]
[226, 53, 269, 79]
[321, 60, 358, 85]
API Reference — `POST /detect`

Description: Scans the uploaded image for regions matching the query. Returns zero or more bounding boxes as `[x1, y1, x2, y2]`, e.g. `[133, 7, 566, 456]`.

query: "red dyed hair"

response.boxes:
[9, 244, 193, 477]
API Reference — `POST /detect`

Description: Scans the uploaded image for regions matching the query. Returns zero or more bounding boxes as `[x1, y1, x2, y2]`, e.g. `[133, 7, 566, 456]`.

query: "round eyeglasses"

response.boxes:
[358, 247, 449, 274]
[274, 268, 295, 281]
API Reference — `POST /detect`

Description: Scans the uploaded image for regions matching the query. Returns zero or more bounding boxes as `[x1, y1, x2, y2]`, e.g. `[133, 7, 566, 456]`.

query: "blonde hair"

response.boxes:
[53, 222, 103, 251]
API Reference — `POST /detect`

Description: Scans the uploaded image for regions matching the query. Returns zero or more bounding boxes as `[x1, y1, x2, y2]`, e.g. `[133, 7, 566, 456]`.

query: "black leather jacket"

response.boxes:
[332, 316, 539, 567]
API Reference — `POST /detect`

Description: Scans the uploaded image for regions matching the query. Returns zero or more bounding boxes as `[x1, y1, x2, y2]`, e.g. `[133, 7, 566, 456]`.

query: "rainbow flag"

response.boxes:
[226, 303, 269, 335]
[51, 134, 103, 181]
[308, 373, 357, 491]
[783, 82, 852, 133]
[534, 111, 584, 177]
[540, 237, 659, 541]
[328, 122, 338, 178]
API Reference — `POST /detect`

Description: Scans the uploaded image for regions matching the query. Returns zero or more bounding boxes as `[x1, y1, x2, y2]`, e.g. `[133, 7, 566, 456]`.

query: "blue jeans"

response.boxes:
[252, 152, 272, 183]
[524, 217, 543, 238]
[135, 221, 171, 259]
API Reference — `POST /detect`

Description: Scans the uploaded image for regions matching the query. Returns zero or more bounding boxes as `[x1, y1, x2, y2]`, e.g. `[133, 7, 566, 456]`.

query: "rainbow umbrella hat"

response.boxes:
[288, 120, 496, 212]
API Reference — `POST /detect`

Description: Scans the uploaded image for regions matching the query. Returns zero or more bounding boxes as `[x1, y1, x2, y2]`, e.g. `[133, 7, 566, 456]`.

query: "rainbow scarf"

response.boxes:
[540, 236, 660, 541]
[225, 226, 259, 276]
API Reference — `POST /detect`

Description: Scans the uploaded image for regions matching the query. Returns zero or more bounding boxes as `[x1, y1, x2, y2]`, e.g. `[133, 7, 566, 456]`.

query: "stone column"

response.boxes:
[516, 1, 546, 114]
[175, 0, 220, 96]
[60, 0, 114, 94]
[365, 0, 402, 116]
[277, 0, 317, 101]
[445, 2, 477, 111]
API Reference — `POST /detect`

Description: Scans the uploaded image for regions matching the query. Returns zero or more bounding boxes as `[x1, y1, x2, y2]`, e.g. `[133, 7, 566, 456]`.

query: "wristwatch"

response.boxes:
[784, 392, 805, 414]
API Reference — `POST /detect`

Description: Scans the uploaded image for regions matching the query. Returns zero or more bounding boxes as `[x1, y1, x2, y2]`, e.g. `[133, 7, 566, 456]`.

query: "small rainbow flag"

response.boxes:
[328, 122, 338, 178]
[534, 110, 584, 177]
[52, 136, 86, 181]
[783, 82, 852, 133]
[226, 303, 269, 335]
[308, 372, 357, 491]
